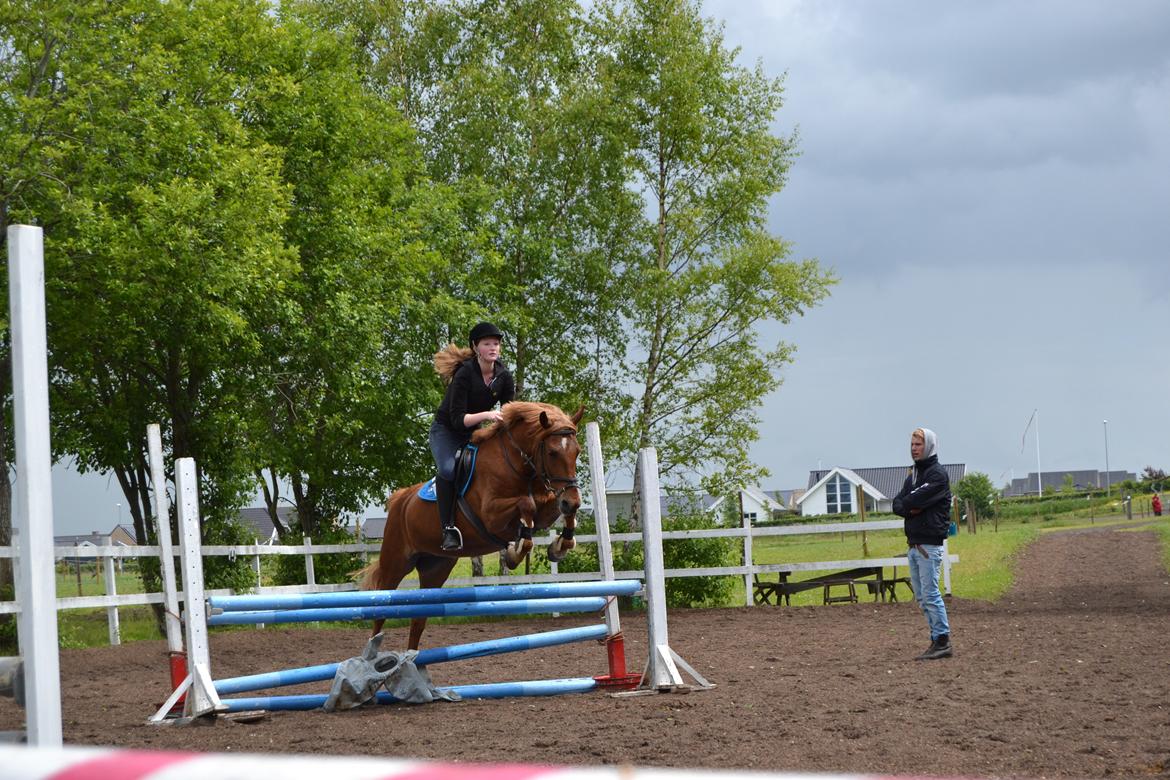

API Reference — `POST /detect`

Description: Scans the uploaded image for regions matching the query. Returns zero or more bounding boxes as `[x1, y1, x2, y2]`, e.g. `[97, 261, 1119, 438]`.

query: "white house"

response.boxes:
[797, 468, 887, 516]
[797, 464, 967, 517]
[705, 486, 785, 524]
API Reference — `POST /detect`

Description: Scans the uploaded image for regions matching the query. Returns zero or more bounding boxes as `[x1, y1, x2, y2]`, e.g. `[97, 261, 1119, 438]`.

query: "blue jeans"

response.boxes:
[907, 544, 950, 640]
[429, 420, 469, 481]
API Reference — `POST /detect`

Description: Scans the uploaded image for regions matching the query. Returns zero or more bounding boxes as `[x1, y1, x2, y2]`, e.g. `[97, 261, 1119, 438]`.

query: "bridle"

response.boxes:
[502, 423, 581, 505]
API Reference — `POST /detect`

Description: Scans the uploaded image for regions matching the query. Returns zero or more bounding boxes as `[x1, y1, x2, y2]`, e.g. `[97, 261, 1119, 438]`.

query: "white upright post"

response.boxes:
[102, 536, 121, 645]
[585, 422, 621, 635]
[638, 448, 678, 689]
[147, 424, 183, 656]
[174, 457, 220, 717]
[741, 496, 753, 607]
[303, 536, 316, 586]
[941, 538, 953, 596]
[636, 447, 711, 692]
[7, 224, 63, 745]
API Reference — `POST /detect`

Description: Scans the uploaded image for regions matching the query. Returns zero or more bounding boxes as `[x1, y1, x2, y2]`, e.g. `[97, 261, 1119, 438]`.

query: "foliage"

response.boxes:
[1142, 466, 1167, 486]
[200, 517, 262, 593]
[3, 0, 833, 555]
[244, 4, 459, 536]
[954, 472, 998, 520]
[270, 522, 366, 587]
[659, 510, 737, 607]
[304, 0, 640, 430]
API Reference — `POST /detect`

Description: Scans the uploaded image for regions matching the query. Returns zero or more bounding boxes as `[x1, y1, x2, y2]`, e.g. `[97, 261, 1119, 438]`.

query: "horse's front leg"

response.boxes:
[502, 495, 537, 570]
[547, 513, 577, 563]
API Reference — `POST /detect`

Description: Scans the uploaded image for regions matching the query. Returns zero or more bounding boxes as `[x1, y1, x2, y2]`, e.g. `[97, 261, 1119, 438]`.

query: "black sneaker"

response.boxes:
[440, 526, 463, 551]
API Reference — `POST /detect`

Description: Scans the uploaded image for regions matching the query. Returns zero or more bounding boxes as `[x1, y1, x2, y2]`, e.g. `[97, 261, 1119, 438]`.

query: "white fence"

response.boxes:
[0, 517, 954, 645]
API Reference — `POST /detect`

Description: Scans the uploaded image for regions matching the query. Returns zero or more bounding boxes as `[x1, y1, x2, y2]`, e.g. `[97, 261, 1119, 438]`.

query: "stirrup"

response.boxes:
[440, 526, 463, 551]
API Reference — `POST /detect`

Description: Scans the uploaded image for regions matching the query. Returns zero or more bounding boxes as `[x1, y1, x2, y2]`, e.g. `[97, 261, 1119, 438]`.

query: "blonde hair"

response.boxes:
[433, 343, 473, 385]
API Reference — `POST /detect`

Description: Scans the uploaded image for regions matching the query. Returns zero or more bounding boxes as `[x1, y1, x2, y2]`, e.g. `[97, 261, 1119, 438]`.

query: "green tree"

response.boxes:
[241, 4, 459, 537]
[954, 472, 997, 521]
[602, 0, 833, 521]
[1, 1, 297, 591]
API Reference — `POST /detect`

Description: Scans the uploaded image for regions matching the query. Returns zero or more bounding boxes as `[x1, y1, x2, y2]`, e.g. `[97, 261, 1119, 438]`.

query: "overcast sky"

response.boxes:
[50, 1, 1170, 534]
[713, 0, 1170, 491]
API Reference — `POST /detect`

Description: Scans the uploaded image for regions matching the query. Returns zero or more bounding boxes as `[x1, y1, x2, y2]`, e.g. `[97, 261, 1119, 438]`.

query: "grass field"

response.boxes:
[26, 506, 1170, 649]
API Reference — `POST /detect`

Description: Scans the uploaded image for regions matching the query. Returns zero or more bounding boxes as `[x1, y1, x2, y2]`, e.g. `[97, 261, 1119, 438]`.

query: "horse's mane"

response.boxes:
[471, 401, 576, 445]
[433, 343, 472, 385]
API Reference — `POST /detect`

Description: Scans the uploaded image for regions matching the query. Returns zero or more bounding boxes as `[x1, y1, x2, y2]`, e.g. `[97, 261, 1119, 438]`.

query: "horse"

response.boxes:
[358, 401, 586, 649]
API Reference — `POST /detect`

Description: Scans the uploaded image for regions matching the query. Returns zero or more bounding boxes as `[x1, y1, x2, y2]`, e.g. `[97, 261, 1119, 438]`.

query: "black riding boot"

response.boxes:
[435, 477, 462, 551]
[916, 633, 953, 660]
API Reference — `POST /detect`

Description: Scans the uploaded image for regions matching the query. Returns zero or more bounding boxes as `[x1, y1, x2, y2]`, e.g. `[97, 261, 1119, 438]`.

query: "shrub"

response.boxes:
[201, 516, 261, 593]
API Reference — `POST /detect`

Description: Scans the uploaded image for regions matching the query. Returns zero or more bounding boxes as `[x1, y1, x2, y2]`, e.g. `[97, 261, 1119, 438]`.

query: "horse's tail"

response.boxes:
[354, 486, 414, 590]
[433, 343, 472, 384]
[355, 561, 379, 591]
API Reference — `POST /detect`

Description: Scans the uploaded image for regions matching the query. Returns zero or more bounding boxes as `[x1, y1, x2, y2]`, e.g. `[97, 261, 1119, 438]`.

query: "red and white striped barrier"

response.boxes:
[0, 745, 878, 780]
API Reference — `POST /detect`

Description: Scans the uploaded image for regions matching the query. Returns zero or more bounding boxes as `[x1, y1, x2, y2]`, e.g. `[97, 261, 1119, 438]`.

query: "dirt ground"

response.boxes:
[3, 523, 1169, 778]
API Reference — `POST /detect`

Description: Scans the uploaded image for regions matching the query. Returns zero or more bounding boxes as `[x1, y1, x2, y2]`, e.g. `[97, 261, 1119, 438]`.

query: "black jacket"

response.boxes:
[892, 454, 952, 545]
[434, 357, 515, 437]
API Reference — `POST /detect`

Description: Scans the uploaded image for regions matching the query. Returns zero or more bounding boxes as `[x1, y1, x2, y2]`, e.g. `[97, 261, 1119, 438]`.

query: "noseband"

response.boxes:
[502, 423, 581, 503]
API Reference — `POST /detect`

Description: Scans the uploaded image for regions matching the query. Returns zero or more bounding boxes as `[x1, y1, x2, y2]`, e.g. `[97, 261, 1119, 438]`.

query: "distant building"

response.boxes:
[602, 486, 792, 525]
[799, 464, 967, 517]
[54, 524, 137, 562]
[1002, 470, 1136, 497]
[236, 506, 296, 543]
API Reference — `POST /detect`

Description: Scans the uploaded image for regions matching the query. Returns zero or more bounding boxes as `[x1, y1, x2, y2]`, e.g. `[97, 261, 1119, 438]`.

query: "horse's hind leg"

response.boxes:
[405, 555, 458, 650]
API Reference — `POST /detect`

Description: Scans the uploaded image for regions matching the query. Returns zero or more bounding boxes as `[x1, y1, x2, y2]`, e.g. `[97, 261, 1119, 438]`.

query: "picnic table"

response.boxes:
[753, 565, 914, 606]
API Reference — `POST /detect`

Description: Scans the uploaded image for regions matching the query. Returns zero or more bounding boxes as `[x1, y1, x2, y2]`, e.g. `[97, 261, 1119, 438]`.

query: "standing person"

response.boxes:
[430, 322, 516, 550]
[1153, 492, 1163, 517]
[892, 427, 953, 660]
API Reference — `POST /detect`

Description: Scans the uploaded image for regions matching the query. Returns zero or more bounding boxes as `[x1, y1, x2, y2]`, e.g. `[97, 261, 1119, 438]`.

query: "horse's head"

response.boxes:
[477, 402, 586, 518]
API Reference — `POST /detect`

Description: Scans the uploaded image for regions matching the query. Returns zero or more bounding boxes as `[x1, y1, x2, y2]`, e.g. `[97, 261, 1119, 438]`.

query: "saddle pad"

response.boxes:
[418, 445, 479, 502]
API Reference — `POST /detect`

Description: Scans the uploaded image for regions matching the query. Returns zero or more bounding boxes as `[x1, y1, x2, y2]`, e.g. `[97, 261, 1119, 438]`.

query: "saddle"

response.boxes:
[418, 444, 478, 502]
[417, 443, 521, 550]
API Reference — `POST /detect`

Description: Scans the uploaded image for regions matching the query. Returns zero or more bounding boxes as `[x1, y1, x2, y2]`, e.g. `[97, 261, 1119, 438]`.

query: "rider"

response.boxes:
[430, 321, 516, 551]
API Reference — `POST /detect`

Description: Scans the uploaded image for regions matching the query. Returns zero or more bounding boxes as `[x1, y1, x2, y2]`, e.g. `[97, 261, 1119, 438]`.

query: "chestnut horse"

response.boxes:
[358, 401, 585, 649]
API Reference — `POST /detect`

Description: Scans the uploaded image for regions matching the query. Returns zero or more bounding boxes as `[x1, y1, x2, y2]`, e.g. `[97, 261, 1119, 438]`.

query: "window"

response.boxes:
[741, 511, 757, 523]
[825, 474, 854, 514]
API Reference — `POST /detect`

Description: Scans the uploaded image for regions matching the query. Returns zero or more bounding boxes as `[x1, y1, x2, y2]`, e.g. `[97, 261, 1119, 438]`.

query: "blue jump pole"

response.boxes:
[209, 579, 641, 613]
[221, 677, 600, 712]
[213, 623, 609, 696]
[206, 596, 609, 627]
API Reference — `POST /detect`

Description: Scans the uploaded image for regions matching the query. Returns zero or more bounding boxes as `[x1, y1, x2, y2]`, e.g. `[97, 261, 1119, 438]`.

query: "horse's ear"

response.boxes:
[570, 405, 585, 426]
[540, 411, 551, 429]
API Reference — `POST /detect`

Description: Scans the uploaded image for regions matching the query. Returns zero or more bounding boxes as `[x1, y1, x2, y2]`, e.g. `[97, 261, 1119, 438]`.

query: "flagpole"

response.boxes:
[1035, 410, 1042, 497]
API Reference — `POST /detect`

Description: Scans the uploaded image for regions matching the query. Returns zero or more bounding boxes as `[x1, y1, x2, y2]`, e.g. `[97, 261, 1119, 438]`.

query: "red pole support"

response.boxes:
[168, 651, 188, 704]
[594, 632, 640, 690]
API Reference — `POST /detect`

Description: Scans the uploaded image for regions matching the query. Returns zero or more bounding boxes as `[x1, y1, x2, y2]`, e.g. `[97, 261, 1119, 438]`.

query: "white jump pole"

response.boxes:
[147, 424, 184, 682]
[7, 224, 63, 745]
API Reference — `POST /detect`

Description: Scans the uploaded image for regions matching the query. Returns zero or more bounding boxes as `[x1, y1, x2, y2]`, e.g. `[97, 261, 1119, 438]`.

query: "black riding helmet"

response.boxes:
[469, 321, 504, 346]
